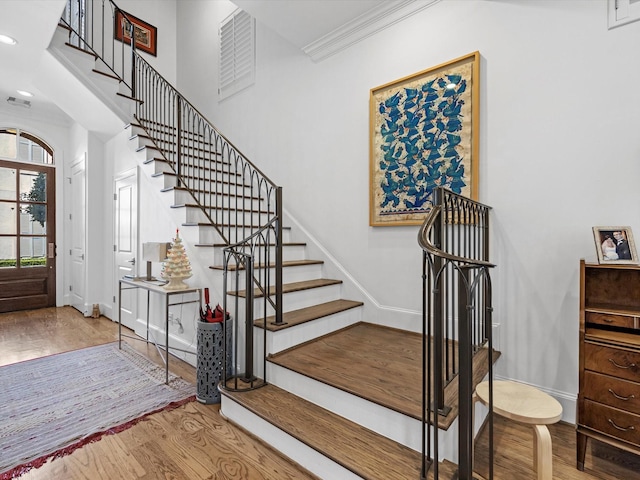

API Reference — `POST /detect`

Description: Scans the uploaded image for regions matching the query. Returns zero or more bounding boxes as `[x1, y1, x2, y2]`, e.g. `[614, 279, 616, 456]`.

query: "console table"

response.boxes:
[118, 278, 201, 383]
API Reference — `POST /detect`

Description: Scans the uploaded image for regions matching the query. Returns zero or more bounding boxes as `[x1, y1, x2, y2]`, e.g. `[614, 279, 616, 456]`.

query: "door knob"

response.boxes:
[127, 257, 136, 265]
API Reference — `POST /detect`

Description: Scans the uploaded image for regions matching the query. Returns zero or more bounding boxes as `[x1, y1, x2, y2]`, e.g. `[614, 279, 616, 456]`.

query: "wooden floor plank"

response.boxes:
[2, 307, 317, 480]
[255, 299, 364, 331]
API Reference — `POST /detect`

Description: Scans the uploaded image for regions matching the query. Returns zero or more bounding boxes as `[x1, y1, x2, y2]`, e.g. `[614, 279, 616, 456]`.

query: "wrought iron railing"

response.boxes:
[60, 0, 283, 389]
[418, 187, 494, 480]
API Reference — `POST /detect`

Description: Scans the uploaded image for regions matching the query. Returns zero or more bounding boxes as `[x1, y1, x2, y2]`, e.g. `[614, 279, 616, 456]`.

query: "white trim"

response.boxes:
[303, 0, 441, 62]
[219, 9, 256, 100]
[608, 0, 640, 29]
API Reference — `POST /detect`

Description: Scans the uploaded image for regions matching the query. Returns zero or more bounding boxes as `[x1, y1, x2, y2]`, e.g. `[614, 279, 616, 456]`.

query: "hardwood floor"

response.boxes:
[0, 307, 318, 480]
[1, 306, 640, 479]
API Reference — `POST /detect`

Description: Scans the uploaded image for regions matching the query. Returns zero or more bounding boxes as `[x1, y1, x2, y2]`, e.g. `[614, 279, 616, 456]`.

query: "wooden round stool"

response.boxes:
[475, 380, 563, 480]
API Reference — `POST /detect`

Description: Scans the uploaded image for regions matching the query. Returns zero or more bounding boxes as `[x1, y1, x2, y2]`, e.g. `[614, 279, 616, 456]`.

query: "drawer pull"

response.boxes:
[602, 317, 614, 323]
[608, 388, 636, 401]
[609, 358, 637, 369]
[608, 418, 636, 432]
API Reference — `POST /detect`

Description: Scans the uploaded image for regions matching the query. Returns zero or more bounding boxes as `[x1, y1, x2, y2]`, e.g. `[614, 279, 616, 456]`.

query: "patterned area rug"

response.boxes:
[0, 342, 194, 479]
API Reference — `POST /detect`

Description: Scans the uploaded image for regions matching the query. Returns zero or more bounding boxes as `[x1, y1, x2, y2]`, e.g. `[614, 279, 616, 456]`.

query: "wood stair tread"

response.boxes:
[170, 203, 274, 215]
[221, 383, 428, 480]
[255, 299, 363, 331]
[92, 68, 121, 81]
[210, 259, 322, 271]
[195, 242, 306, 248]
[64, 42, 96, 57]
[160, 185, 259, 200]
[267, 322, 500, 430]
[228, 278, 342, 298]
[152, 171, 246, 183]
[182, 222, 290, 231]
[117, 91, 142, 103]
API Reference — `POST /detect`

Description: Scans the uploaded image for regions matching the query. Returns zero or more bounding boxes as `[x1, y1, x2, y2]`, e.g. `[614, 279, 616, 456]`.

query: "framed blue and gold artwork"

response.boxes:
[369, 52, 480, 226]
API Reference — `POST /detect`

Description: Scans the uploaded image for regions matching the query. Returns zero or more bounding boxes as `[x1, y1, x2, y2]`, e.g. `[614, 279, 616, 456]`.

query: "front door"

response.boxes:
[0, 160, 56, 312]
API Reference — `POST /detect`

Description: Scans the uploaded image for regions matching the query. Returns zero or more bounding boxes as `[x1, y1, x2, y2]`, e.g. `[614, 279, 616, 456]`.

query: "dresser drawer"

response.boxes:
[586, 312, 636, 329]
[584, 342, 640, 382]
[583, 371, 640, 415]
[582, 399, 640, 446]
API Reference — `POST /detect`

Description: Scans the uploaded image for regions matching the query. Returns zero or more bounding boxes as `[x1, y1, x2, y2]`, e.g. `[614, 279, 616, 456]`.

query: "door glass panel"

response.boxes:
[20, 170, 45, 200]
[20, 203, 46, 234]
[0, 236, 17, 268]
[20, 236, 46, 267]
[0, 129, 17, 159]
[0, 167, 16, 200]
[0, 203, 17, 234]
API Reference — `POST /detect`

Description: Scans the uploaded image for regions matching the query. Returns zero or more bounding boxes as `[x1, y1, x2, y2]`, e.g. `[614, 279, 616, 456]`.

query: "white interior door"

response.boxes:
[70, 157, 86, 315]
[114, 170, 138, 330]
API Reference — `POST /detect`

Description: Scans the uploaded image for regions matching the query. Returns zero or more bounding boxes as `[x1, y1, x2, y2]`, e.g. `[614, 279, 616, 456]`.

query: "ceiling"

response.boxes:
[0, 0, 391, 123]
[232, 0, 389, 49]
[0, 0, 69, 121]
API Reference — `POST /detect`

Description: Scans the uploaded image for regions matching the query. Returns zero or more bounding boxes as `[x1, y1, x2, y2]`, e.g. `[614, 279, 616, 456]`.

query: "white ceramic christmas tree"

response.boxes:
[161, 229, 193, 290]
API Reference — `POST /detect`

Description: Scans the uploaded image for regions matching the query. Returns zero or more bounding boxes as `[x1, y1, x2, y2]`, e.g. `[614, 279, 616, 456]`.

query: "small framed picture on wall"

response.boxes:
[593, 226, 638, 264]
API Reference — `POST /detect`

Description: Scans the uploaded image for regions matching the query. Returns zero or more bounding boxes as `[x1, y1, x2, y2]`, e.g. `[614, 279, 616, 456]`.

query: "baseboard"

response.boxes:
[135, 318, 198, 367]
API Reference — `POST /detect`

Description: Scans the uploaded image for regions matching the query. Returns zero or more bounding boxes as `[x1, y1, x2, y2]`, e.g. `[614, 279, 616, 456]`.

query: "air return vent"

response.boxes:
[6, 97, 31, 108]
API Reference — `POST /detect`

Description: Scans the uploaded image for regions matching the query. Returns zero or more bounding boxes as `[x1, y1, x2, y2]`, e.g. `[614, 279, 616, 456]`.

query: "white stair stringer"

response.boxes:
[47, 24, 136, 124]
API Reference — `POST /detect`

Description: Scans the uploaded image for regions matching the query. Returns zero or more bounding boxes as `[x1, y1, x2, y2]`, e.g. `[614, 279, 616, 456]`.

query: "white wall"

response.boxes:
[119, 0, 178, 85]
[173, 0, 640, 412]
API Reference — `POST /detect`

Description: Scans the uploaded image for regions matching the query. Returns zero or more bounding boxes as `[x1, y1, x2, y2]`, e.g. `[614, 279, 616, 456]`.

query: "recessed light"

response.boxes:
[0, 35, 17, 45]
[17, 90, 33, 97]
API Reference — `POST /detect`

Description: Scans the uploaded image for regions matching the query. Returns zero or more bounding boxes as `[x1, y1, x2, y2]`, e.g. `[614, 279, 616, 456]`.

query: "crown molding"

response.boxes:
[302, 0, 441, 62]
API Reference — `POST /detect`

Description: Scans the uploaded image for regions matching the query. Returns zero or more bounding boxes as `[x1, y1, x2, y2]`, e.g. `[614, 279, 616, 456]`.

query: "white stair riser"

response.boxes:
[229, 283, 343, 318]
[224, 263, 323, 286]
[267, 363, 425, 452]
[181, 205, 274, 225]
[259, 307, 361, 354]
[172, 189, 197, 205]
[137, 154, 172, 175]
[212, 244, 306, 265]
[131, 135, 157, 149]
[198, 224, 292, 245]
[163, 179, 266, 203]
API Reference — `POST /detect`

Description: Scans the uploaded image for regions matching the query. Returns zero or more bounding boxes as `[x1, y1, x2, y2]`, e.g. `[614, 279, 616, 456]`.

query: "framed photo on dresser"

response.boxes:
[593, 226, 638, 264]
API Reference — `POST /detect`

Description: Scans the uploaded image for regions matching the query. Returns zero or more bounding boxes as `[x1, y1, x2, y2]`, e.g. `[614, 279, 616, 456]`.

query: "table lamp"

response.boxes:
[142, 242, 170, 281]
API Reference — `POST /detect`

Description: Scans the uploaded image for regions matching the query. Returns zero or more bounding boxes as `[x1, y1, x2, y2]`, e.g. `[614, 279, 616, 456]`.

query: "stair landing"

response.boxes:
[267, 322, 499, 429]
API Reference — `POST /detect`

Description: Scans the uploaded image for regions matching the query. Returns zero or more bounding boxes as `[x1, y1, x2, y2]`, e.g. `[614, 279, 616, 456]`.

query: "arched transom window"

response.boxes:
[0, 128, 54, 165]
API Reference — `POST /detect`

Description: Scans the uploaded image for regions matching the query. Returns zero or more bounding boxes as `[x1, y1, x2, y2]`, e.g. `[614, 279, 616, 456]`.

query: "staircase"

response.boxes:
[51, 2, 497, 479]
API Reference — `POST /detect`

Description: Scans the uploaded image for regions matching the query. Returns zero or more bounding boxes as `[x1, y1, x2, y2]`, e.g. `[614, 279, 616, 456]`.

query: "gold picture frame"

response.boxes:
[114, 10, 157, 56]
[369, 52, 480, 226]
[593, 226, 638, 264]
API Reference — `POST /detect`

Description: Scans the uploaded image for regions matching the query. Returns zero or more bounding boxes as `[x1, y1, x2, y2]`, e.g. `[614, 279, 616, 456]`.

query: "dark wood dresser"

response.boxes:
[577, 259, 640, 470]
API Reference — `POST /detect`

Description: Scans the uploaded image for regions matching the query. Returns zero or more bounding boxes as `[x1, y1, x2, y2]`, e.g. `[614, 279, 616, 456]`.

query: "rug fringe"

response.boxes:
[0, 395, 196, 480]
